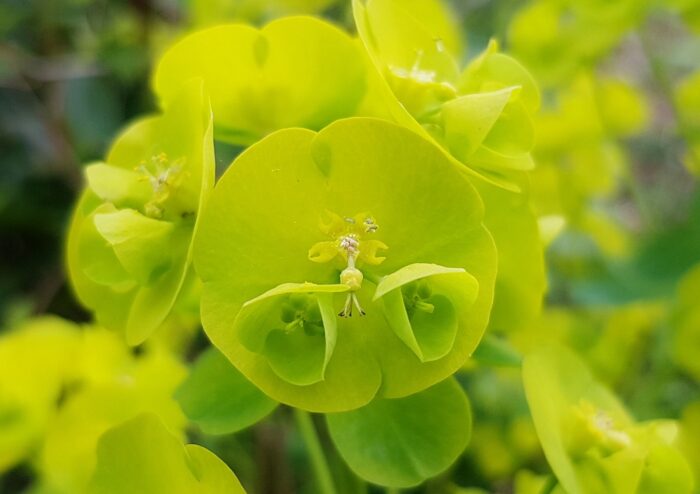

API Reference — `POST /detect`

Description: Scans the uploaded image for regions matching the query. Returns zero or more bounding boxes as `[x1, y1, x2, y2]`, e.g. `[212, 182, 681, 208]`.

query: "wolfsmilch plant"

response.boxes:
[67, 81, 214, 345]
[153, 16, 365, 145]
[193, 117, 497, 413]
[523, 344, 694, 494]
[46, 0, 696, 492]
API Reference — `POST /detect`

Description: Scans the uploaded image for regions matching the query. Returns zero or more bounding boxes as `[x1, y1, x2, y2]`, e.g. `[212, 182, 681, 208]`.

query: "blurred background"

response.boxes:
[1, 0, 699, 493]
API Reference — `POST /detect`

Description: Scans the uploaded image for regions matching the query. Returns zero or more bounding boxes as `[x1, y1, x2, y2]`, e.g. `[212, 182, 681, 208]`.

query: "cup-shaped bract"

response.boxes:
[194, 118, 497, 412]
[352, 0, 546, 334]
[353, 0, 539, 190]
[67, 81, 214, 345]
[523, 345, 694, 494]
[236, 282, 349, 386]
[373, 263, 479, 362]
[445, 40, 539, 176]
[153, 17, 365, 146]
[89, 413, 245, 494]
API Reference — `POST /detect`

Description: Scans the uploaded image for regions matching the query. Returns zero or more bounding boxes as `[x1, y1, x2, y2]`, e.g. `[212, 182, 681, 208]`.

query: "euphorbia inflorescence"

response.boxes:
[67, 81, 214, 345]
[309, 211, 387, 317]
[194, 117, 497, 412]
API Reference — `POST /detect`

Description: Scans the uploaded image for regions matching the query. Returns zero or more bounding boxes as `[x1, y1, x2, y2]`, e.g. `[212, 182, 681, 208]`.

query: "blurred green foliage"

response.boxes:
[1, 0, 699, 493]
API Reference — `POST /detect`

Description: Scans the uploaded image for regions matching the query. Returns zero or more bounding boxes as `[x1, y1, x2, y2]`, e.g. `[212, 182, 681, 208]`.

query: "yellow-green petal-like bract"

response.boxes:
[523, 344, 694, 494]
[194, 118, 497, 412]
[88, 413, 245, 494]
[153, 17, 365, 146]
[67, 80, 214, 345]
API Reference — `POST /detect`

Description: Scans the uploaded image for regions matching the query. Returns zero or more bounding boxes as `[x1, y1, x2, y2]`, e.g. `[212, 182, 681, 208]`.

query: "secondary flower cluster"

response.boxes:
[62, 0, 693, 491]
[69, 2, 543, 413]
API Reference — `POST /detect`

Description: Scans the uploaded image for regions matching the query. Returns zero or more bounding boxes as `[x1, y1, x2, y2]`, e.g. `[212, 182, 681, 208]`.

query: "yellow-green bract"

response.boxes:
[0, 317, 80, 473]
[353, 0, 539, 190]
[88, 413, 245, 493]
[67, 81, 214, 345]
[352, 0, 546, 334]
[194, 118, 497, 412]
[523, 344, 694, 494]
[153, 16, 365, 146]
[0, 316, 188, 492]
[326, 378, 472, 488]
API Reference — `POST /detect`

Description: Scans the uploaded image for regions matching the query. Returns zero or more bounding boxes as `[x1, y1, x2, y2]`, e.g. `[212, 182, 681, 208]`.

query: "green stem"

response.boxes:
[386, 489, 400, 494]
[293, 409, 337, 494]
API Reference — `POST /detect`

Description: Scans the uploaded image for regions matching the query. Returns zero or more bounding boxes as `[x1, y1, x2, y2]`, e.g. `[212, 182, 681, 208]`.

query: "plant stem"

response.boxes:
[293, 409, 337, 494]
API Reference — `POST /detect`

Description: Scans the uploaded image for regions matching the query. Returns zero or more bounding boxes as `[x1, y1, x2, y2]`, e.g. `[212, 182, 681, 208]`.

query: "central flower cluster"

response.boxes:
[136, 152, 187, 219]
[568, 399, 632, 456]
[308, 211, 388, 317]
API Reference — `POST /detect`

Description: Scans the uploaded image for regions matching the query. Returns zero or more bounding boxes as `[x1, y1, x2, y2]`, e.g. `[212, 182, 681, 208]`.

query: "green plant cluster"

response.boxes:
[0, 0, 699, 493]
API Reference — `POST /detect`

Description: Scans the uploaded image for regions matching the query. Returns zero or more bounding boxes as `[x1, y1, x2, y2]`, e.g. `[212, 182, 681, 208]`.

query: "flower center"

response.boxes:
[308, 211, 388, 317]
[136, 152, 187, 219]
[387, 48, 457, 120]
[567, 400, 631, 456]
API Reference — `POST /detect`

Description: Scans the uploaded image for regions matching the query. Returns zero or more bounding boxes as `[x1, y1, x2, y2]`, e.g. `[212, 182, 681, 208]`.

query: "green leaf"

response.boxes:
[194, 118, 496, 412]
[326, 378, 471, 488]
[175, 348, 277, 435]
[88, 413, 245, 494]
[153, 17, 365, 145]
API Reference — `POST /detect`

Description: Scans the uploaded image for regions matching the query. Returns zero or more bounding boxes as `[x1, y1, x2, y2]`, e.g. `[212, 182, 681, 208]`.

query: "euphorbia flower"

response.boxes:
[67, 81, 214, 345]
[523, 344, 694, 494]
[194, 118, 497, 412]
[153, 16, 365, 146]
[354, 0, 539, 190]
[353, 0, 546, 334]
